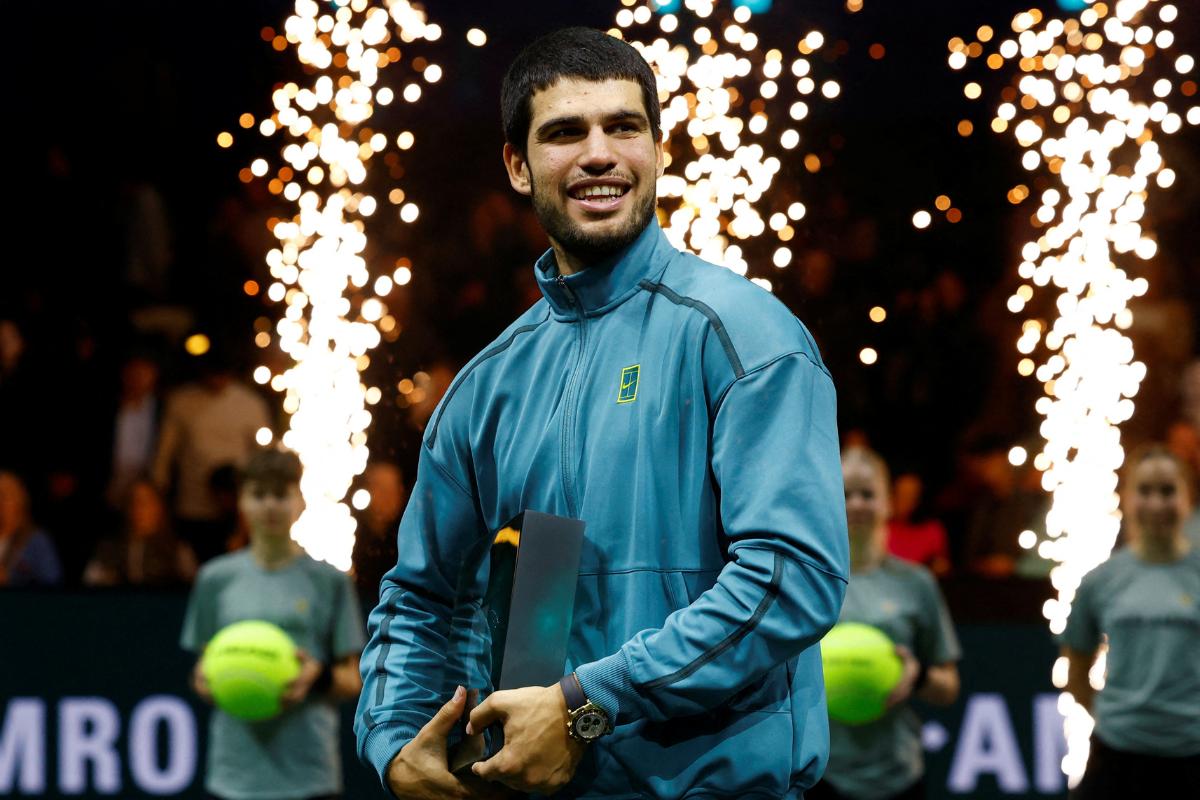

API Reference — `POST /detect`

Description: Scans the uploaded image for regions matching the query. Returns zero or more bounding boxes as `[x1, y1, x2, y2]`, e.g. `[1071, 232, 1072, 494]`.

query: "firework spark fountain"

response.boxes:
[232, 0, 445, 570]
[950, 0, 1196, 783]
[612, 0, 838, 291]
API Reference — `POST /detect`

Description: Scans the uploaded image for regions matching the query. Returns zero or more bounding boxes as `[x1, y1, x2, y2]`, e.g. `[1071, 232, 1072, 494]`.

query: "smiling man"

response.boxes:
[355, 27, 849, 800]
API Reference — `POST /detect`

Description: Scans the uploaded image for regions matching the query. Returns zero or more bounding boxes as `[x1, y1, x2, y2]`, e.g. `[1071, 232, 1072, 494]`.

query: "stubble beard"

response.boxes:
[530, 171, 657, 266]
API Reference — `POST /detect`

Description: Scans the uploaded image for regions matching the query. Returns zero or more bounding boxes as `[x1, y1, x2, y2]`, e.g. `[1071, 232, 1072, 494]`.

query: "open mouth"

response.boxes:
[568, 182, 631, 211]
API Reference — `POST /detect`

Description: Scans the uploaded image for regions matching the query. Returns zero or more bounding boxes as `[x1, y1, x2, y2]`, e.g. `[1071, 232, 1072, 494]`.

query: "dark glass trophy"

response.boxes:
[448, 510, 585, 774]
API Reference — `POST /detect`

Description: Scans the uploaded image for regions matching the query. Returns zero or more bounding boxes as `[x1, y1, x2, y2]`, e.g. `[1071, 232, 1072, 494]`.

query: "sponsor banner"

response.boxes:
[1, 593, 1065, 798]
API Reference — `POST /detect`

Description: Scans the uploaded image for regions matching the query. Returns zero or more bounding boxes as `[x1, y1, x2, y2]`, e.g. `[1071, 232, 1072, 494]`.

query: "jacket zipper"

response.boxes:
[558, 275, 588, 518]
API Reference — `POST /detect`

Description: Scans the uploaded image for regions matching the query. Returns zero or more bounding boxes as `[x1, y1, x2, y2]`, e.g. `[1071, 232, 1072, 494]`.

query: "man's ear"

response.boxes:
[655, 139, 664, 179]
[503, 142, 532, 196]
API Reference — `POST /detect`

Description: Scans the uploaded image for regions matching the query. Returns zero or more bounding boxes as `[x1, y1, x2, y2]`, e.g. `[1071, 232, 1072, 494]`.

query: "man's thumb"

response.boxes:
[422, 685, 467, 740]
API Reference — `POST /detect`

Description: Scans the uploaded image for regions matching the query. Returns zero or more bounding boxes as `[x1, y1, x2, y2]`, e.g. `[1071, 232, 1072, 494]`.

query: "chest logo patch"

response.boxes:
[617, 364, 640, 404]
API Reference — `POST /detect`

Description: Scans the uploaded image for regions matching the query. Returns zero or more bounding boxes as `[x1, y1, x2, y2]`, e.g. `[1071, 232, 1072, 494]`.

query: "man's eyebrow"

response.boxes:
[534, 110, 650, 139]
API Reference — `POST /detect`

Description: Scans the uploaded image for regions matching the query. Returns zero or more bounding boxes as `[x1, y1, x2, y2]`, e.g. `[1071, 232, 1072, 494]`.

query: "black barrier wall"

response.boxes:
[0, 591, 1066, 799]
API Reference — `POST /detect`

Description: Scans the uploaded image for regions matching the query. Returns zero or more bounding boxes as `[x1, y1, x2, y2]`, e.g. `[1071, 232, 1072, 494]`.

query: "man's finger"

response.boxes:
[470, 749, 512, 785]
[460, 770, 518, 800]
[466, 692, 506, 736]
[418, 685, 467, 741]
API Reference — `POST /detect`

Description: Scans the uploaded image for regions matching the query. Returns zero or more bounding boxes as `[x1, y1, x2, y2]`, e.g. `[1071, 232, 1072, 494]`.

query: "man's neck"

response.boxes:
[551, 240, 586, 276]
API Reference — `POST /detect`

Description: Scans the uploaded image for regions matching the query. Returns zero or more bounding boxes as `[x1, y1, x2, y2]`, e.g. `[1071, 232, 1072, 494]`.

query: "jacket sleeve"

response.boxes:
[574, 352, 849, 723]
[353, 448, 490, 785]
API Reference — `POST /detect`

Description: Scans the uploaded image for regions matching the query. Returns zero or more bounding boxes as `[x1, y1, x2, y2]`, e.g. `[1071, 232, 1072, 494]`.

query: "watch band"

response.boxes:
[559, 672, 612, 743]
[559, 672, 588, 712]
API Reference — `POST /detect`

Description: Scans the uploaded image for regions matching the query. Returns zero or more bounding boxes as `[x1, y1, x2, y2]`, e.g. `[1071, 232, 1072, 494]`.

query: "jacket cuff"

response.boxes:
[362, 723, 419, 795]
[574, 650, 635, 723]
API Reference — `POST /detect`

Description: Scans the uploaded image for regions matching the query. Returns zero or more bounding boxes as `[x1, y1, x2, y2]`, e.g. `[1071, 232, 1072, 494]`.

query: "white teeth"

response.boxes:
[574, 185, 627, 199]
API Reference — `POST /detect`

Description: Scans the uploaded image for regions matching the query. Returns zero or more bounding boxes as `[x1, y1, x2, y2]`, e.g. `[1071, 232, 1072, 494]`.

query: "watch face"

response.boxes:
[575, 710, 607, 740]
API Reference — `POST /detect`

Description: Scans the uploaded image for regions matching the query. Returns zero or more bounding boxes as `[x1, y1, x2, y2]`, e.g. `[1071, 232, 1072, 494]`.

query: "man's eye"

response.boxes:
[551, 128, 580, 138]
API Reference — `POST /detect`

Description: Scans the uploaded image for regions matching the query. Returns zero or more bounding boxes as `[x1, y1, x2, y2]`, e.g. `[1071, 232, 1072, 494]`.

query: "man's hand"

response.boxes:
[386, 686, 513, 800]
[466, 684, 586, 794]
[281, 648, 324, 708]
[191, 660, 214, 705]
[885, 644, 921, 709]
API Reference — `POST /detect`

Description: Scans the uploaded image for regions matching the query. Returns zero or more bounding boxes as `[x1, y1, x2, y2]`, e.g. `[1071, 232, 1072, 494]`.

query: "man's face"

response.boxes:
[504, 78, 663, 265]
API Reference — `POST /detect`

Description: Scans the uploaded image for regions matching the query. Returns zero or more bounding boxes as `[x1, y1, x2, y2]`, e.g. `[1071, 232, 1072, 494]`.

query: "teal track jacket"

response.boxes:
[355, 219, 849, 799]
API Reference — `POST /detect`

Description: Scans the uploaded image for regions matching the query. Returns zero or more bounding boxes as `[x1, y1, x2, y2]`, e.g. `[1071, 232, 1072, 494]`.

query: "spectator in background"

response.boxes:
[886, 472, 951, 576]
[1167, 419, 1200, 549]
[0, 471, 62, 587]
[152, 346, 271, 564]
[181, 447, 365, 800]
[1182, 360, 1200, 432]
[811, 447, 960, 800]
[0, 317, 41, 483]
[207, 464, 247, 554]
[105, 352, 161, 510]
[350, 461, 407, 606]
[84, 479, 196, 587]
[962, 445, 1045, 578]
[1061, 445, 1200, 798]
[120, 175, 172, 302]
[401, 359, 457, 431]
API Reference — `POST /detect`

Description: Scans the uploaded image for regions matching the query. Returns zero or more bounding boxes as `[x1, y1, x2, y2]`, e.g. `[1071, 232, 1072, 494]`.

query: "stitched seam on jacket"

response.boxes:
[636, 551, 783, 690]
[425, 449, 473, 497]
[362, 583, 442, 732]
[364, 586, 399, 731]
[577, 566, 720, 576]
[427, 316, 547, 447]
[363, 465, 483, 734]
[730, 543, 849, 585]
[712, 350, 833, 414]
[638, 279, 745, 378]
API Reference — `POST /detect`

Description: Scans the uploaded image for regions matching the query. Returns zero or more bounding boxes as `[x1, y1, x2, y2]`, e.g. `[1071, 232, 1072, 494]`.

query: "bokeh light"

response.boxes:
[234, 0, 441, 570]
[614, 0, 838, 281]
[952, 0, 1194, 783]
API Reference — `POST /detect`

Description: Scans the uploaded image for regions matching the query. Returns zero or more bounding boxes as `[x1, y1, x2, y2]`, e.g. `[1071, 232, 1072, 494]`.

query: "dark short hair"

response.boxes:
[239, 448, 301, 492]
[501, 27, 661, 155]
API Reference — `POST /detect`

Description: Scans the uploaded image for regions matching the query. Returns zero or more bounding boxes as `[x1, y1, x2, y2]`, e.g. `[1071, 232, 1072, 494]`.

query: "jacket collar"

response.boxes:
[535, 217, 672, 320]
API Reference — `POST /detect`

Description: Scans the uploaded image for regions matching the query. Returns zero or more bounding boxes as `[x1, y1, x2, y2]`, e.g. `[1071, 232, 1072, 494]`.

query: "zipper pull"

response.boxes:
[557, 274, 574, 304]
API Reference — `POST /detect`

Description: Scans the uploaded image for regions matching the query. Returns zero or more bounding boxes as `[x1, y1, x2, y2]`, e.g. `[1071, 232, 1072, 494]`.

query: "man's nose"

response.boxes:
[580, 127, 617, 172]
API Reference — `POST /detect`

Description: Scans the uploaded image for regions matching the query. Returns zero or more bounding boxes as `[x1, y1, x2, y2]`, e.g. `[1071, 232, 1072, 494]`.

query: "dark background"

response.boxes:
[1, 2, 1198, 796]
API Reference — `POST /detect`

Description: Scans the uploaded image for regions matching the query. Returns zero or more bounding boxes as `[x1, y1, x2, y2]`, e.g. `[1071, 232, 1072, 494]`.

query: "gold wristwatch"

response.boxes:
[558, 672, 613, 743]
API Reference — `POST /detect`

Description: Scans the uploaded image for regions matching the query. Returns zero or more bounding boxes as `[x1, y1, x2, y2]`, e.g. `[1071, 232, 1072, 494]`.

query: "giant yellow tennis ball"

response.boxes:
[201, 620, 301, 721]
[820, 622, 903, 725]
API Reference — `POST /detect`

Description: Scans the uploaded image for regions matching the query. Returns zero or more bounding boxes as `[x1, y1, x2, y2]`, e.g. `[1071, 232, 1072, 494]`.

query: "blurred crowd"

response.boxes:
[3, 134, 1199, 622]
